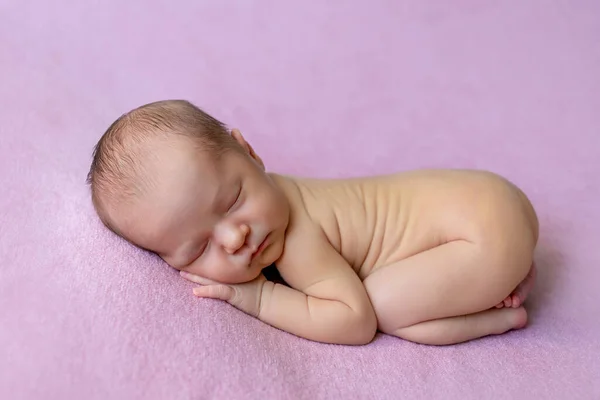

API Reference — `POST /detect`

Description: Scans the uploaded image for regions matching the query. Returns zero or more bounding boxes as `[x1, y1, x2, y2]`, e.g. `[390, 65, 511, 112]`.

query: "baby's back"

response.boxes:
[287, 169, 538, 279]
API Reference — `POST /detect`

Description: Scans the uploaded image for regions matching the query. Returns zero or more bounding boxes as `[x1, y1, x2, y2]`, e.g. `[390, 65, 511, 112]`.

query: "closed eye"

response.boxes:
[185, 242, 208, 266]
[228, 185, 243, 212]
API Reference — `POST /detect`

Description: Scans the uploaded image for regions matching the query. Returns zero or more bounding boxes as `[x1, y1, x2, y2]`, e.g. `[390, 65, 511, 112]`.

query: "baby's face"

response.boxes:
[117, 139, 290, 284]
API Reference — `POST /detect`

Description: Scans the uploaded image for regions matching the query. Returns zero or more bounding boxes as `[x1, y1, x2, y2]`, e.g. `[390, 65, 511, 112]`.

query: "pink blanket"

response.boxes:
[1, 1, 599, 399]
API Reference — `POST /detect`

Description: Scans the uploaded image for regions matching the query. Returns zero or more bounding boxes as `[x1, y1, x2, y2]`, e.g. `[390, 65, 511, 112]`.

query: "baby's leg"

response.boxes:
[394, 307, 527, 346]
[363, 240, 533, 345]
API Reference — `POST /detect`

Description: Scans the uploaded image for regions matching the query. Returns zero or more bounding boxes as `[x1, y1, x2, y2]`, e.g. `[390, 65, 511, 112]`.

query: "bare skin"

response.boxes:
[279, 169, 538, 344]
[105, 130, 539, 346]
[495, 263, 537, 309]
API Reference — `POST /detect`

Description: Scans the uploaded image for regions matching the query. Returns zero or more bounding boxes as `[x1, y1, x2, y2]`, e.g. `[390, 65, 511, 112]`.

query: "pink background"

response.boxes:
[1, 1, 599, 399]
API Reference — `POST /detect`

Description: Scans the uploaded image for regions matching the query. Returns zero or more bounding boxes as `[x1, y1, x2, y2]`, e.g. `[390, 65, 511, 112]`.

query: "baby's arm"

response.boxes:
[257, 221, 377, 345]
[181, 220, 377, 344]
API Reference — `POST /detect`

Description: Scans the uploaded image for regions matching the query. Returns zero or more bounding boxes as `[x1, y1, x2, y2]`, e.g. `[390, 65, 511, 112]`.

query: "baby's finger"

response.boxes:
[192, 284, 234, 301]
[180, 271, 216, 285]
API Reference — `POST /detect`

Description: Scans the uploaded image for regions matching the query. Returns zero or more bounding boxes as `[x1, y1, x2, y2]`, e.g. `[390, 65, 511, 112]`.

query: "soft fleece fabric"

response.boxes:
[1, 1, 599, 399]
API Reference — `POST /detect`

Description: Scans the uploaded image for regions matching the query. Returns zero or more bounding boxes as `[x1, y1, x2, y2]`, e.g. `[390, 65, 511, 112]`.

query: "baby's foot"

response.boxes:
[494, 262, 537, 309]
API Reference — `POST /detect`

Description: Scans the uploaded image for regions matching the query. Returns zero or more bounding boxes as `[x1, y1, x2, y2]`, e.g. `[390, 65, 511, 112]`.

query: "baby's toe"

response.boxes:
[511, 294, 522, 308]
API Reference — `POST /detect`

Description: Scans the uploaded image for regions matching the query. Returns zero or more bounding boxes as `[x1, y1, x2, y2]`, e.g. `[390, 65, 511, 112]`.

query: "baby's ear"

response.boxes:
[231, 129, 265, 170]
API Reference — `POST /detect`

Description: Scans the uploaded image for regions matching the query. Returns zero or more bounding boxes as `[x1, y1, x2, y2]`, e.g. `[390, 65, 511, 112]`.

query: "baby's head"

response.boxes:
[87, 100, 290, 283]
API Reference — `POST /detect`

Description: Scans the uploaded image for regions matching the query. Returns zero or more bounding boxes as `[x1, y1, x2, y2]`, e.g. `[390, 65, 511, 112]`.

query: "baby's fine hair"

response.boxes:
[86, 99, 237, 228]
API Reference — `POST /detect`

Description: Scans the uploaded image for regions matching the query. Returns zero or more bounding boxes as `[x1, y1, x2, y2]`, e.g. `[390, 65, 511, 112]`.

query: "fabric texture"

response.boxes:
[1, 1, 599, 399]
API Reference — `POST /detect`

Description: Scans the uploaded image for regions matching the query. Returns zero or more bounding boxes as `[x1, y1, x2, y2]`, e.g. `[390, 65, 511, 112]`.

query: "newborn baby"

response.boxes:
[87, 99, 538, 346]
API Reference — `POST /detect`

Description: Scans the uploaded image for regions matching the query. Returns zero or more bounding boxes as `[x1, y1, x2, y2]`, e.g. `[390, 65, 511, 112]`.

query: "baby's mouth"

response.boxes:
[251, 234, 270, 260]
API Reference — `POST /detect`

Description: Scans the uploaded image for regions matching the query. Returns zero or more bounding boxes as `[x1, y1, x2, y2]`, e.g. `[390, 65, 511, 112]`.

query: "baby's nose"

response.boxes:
[220, 223, 250, 254]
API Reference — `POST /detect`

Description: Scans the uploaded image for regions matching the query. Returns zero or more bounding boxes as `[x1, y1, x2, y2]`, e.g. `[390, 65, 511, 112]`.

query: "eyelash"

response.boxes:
[187, 242, 208, 265]
[189, 185, 242, 264]
[228, 186, 243, 212]
[198, 242, 208, 256]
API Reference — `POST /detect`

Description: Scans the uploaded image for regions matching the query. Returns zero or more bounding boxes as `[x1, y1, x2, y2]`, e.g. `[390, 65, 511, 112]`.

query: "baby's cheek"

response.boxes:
[258, 199, 278, 222]
[202, 252, 233, 281]
[184, 263, 205, 278]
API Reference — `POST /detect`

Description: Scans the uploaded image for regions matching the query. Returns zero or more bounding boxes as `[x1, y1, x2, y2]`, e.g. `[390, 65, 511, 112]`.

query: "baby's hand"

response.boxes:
[180, 271, 267, 317]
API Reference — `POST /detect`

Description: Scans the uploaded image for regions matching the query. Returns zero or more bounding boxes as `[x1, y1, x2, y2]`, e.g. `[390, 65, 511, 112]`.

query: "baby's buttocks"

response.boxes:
[360, 169, 537, 277]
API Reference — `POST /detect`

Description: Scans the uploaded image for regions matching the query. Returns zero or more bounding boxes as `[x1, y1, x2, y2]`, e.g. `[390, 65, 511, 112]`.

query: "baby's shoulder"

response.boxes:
[270, 173, 335, 226]
[269, 174, 331, 253]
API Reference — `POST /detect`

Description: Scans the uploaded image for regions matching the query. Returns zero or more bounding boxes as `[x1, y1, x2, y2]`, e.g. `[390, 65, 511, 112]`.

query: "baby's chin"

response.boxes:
[214, 263, 264, 284]
[246, 264, 267, 281]
[240, 256, 277, 282]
